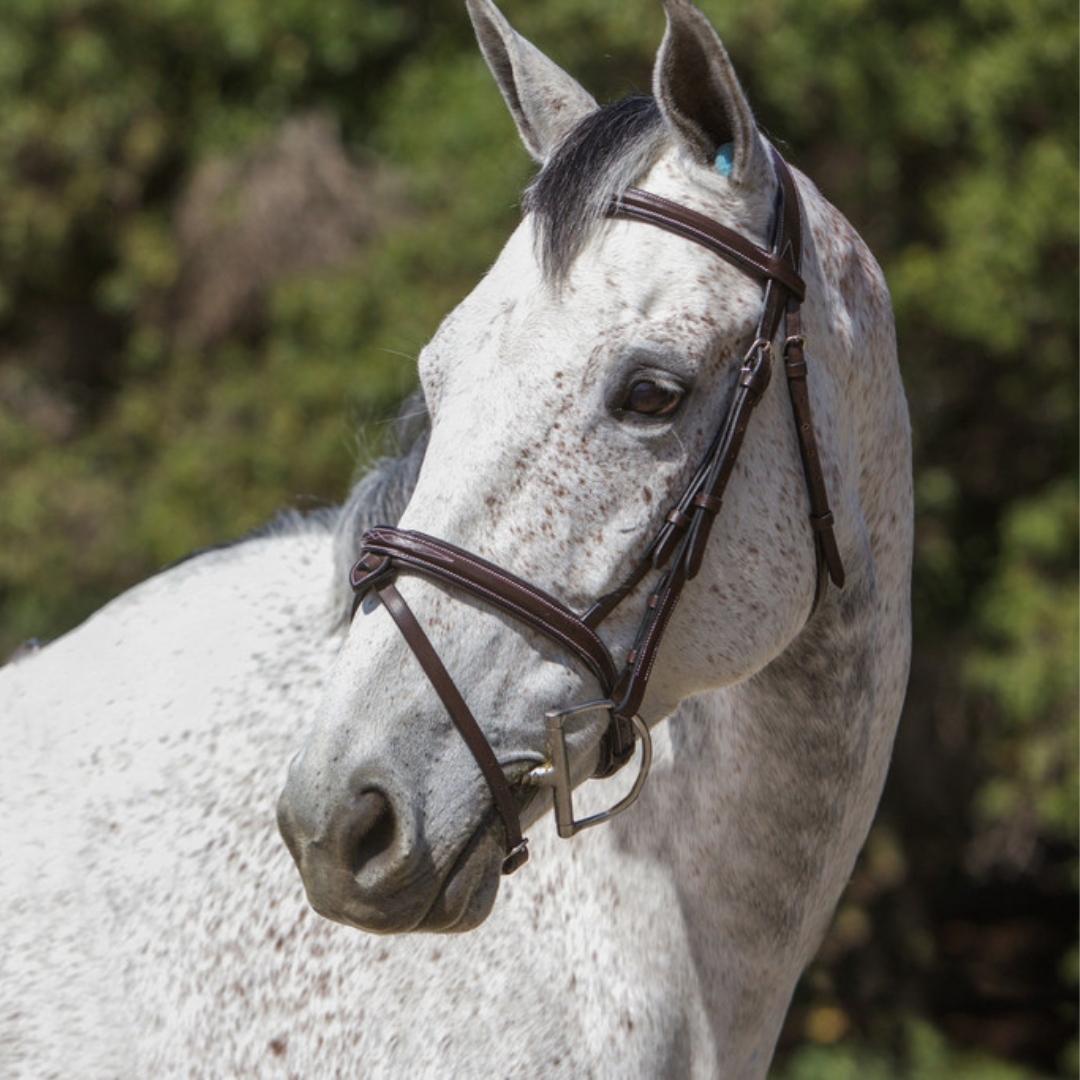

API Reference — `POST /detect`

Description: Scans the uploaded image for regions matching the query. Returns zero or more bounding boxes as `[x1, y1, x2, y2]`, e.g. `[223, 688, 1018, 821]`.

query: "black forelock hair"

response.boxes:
[522, 95, 667, 281]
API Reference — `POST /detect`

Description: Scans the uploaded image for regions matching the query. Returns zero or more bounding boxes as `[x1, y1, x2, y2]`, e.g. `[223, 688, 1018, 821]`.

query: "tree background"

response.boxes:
[0, 0, 1075, 1073]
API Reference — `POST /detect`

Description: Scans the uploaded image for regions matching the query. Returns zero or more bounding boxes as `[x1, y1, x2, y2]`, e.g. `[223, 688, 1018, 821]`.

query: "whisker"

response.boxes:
[375, 347, 420, 364]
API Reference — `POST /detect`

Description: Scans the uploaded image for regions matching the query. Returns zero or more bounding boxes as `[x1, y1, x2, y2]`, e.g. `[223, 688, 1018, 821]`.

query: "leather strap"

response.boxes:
[590, 150, 844, 736]
[608, 188, 806, 301]
[368, 576, 529, 875]
[354, 528, 618, 692]
[611, 148, 842, 619]
[782, 312, 846, 608]
[770, 152, 843, 607]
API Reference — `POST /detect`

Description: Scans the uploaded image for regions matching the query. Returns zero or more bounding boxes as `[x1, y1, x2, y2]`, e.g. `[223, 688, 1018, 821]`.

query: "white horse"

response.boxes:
[0, 2, 911, 1077]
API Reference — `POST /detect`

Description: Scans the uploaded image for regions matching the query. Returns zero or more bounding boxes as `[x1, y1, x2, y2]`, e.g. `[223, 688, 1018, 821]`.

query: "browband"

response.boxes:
[609, 188, 806, 300]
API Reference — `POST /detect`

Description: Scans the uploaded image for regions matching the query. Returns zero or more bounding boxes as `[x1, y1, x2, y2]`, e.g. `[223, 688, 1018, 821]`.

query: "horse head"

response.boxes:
[277, 0, 908, 934]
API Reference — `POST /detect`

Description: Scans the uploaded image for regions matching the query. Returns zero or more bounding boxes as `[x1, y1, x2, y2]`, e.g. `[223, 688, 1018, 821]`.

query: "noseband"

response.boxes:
[349, 146, 845, 875]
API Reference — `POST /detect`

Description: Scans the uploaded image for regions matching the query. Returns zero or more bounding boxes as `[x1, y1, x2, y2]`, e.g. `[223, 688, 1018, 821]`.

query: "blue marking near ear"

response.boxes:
[714, 142, 734, 177]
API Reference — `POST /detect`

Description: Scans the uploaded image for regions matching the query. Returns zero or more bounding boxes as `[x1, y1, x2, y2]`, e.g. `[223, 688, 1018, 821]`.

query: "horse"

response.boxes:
[0, 2, 911, 1076]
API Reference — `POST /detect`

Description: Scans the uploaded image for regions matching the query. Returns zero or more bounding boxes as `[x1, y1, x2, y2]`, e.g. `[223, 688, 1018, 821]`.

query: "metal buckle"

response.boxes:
[744, 336, 773, 362]
[739, 338, 773, 399]
[523, 700, 652, 839]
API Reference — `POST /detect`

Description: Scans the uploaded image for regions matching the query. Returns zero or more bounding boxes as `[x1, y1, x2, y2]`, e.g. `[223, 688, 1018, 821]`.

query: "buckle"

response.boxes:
[739, 338, 773, 399]
[523, 700, 652, 839]
[742, 336, 772, 364]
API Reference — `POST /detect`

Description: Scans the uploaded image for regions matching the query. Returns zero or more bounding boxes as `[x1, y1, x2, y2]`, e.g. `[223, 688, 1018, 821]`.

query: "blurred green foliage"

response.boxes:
[778, 1016, 1037, 1080]
[0, 0, 1075, 1072]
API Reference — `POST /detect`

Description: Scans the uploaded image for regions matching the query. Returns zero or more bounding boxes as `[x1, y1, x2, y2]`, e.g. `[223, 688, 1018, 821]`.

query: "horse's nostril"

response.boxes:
[348, 790, 397, 878]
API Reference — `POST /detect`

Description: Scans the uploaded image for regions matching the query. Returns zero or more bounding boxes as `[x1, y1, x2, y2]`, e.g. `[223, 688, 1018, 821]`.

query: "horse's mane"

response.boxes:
[141, 392, 426, 633]
[332, 391, 429, 606]
[524, 95, 666, 282]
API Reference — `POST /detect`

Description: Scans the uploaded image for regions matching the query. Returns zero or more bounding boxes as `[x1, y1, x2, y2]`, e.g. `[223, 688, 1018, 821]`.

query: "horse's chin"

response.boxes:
[415, 824, 504, 933]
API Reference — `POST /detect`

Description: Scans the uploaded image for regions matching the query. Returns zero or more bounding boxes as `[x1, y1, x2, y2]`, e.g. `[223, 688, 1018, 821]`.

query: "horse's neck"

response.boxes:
[620, 559, 907, 1075]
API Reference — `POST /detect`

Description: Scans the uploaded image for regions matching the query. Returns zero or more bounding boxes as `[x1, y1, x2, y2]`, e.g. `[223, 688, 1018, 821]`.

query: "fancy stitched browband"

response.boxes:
[350, 145, 844, 875]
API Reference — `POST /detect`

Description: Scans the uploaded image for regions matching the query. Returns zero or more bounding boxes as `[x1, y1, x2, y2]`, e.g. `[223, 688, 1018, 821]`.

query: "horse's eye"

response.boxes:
[624, 379, 684, 418]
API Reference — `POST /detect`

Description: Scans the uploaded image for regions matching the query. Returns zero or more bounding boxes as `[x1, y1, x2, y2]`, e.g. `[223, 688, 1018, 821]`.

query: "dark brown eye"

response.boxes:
[624, 379, 684, 418]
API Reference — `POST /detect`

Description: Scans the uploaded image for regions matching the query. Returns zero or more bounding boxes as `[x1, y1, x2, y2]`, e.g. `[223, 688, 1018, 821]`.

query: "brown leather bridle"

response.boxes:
[349, 146, 844, 875]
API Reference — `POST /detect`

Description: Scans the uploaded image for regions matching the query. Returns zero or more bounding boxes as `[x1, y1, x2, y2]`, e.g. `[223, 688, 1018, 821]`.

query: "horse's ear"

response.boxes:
[466, 0, 597, 163]
[653, 0, 770, 188]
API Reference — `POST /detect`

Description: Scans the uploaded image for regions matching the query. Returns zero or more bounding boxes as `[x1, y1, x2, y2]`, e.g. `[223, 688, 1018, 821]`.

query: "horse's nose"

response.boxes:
[341, 789, 399, 885]
[277, 768, 427, 928]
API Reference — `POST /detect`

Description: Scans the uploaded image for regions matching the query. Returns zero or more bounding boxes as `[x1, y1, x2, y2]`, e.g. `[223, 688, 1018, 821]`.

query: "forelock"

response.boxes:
[523, 96, 667, 281]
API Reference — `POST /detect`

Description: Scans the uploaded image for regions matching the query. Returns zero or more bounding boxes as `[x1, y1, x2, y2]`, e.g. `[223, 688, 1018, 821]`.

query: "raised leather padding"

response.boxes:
[356, 528, 618, 690]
